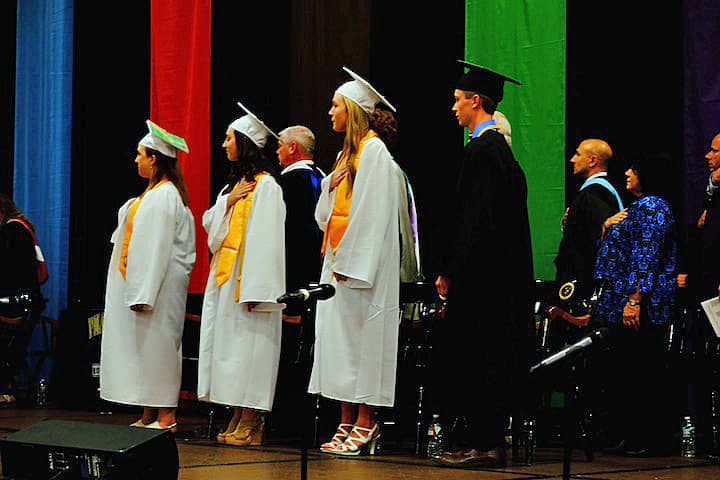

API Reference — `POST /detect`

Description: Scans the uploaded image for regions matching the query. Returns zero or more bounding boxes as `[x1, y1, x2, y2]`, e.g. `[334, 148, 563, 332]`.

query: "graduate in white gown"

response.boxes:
[309, 68, 402, 456]
[198, 102, 286, 446]
[100, 121, 196, 431]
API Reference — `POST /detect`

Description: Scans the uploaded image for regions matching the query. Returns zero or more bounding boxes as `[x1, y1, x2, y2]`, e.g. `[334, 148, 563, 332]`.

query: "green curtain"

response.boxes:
[465, 0, 566, 280]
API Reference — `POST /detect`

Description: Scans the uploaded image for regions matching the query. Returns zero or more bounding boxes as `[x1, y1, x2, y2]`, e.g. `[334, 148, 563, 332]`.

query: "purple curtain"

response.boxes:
[684, 0, 720, 222]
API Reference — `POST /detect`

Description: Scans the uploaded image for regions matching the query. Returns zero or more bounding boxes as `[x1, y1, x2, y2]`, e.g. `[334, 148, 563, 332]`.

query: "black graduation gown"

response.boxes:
[278, 166, 324, 315]
[554, 182, 620, 299]
[697, 189, 720, 298]
[434, 129, 534, 449]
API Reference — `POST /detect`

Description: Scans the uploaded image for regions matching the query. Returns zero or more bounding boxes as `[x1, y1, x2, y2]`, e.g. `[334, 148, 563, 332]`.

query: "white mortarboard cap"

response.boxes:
[138, 120, 189, 159]
[335, 66, 396, 114]
[228, 101, 279, 149]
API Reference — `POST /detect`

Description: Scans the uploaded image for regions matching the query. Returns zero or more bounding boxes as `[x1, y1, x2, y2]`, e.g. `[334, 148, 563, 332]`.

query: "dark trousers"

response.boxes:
[602, 322, 676, 451]
[431, 304, 529, 452]
[271, 317, 315, 437]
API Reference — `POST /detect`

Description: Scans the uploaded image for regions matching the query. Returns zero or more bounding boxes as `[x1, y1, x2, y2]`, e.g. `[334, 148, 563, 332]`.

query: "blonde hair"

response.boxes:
[334, 95, 370, 193]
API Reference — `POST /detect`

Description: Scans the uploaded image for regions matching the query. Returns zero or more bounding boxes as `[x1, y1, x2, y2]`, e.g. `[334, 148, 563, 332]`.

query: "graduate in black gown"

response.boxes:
[273, 125, 324, 435]
[555, 139, 624, 303]
[433, 61, 535, 468]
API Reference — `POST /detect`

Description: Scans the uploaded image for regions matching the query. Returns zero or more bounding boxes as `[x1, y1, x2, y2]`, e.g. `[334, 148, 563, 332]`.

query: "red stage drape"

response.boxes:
[150, 0, 211, 293]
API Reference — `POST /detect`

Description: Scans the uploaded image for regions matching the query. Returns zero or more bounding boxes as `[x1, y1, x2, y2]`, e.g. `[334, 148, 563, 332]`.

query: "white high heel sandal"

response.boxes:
[332, 424, 380, 456]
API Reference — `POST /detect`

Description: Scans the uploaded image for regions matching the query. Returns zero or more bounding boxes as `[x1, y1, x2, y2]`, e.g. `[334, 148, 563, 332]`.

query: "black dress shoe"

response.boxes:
[602, 440, 627, 455]
[434, 446, 507, 468]
[624, 446, 672, 458]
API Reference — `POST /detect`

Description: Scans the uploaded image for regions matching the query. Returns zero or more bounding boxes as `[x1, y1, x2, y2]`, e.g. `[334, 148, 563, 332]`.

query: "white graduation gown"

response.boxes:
[197, 175, 286, 411]
[100, 182, 196, 408]
[308, 137, 401, 407]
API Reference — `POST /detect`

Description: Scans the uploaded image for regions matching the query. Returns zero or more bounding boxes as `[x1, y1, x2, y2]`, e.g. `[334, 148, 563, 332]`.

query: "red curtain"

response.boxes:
[150, 0, 211, 293]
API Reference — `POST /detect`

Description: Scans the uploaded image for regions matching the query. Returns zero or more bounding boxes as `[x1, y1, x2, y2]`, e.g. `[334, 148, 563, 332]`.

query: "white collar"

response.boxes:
[586, 172, 608, 180]
[281, 159, 316, 175]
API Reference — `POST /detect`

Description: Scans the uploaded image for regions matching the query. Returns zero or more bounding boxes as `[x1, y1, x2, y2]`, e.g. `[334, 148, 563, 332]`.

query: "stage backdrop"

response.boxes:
[466, 0, 566, 281]
[684, 0, 720, 223]
[14, 0, 74, 320]
[150, 0, 211, 293]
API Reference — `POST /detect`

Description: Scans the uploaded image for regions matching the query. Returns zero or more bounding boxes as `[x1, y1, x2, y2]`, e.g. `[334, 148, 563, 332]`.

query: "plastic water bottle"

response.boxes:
[426, 414, 444, 458]
[681, 416, 696, 457]
[36, 379, 47, 407]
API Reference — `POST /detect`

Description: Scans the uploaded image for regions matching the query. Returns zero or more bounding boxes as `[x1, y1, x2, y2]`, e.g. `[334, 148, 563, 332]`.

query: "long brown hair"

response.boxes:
[222, 130, 278, 194]
[0, 193, 35, 231]
[145, 148, 191, 206]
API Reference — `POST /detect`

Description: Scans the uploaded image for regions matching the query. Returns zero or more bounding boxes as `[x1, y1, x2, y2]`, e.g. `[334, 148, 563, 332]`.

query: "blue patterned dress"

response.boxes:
[593, 195, 677, 325]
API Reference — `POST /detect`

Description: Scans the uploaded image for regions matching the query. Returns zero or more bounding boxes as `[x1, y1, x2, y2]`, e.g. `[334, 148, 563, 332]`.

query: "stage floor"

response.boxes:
[1, 407, 719, 480]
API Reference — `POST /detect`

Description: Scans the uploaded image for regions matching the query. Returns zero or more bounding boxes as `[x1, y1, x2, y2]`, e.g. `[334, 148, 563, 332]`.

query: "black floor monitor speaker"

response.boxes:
[0, 420, 178, 479]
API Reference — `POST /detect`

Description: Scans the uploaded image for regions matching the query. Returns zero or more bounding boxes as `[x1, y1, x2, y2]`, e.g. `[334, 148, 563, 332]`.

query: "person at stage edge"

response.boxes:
[197, 102, 286, 446]
[272, 125, 324, 435]
[555, 139, 624, 304]
[100, 121, 196, 432]
[434, 60, 535, 468]
[0, 194, 43, 406]
[308, 67, 404, 456]
[692, 132, 720, 300]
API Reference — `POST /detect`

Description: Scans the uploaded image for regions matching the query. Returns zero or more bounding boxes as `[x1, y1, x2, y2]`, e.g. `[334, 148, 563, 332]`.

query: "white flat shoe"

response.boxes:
[143, 421, 177, 433]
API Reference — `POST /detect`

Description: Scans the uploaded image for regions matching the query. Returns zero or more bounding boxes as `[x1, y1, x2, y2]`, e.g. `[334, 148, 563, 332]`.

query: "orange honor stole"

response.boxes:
[322, 131, 377, 257]
[119, 179, 169, 279]
[213, 173, 266, 301]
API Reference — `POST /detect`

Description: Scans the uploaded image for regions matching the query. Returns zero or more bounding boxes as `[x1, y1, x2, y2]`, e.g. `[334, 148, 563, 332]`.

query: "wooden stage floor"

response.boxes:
[2, 407, 720, 479]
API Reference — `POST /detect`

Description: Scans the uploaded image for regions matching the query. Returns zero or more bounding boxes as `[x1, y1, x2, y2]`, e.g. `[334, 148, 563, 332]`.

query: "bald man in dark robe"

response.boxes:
[555, 139, 624, 303]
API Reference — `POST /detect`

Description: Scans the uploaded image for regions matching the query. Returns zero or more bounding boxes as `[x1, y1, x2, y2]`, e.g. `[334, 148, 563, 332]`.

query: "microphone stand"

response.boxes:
[534, 285, 604, 480]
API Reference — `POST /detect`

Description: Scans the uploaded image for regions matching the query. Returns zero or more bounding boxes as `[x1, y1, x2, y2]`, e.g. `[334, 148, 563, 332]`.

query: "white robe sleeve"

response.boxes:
[333, 139, 396, 289]
[238, 176, 286, 311]
[124, 186, 178, 310]
[203, 187, 231, 254]
[314, 175, 335, 233]
[110, 198, 136, 244]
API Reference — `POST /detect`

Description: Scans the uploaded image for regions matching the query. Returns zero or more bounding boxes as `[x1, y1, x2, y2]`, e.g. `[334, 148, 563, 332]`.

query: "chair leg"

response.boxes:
[206, 407, 216, 439]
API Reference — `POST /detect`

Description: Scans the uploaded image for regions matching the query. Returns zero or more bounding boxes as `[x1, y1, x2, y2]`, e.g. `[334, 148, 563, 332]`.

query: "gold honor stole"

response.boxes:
[119, 179, 169, 279]
[212, 173, 266, 301]
[322, 130, 377, 257]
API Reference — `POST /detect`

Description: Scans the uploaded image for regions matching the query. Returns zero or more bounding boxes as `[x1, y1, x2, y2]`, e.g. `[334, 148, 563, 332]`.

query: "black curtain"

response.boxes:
[370, 0, 466, 277]
[209, 1, 291, 197]
[288, 0, 372, 175]
[1, 0, 16, 196]
[69, 2, 151, 307]
[566, 2, 684, 218]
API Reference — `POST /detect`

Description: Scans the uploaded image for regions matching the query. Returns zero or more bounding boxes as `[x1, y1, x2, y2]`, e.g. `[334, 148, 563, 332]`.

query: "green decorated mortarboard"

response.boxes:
[139, 120, 189, 158]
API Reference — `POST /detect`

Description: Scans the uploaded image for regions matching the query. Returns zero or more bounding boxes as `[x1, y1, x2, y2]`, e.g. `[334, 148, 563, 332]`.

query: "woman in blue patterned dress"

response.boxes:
[593, 154, 677, 456]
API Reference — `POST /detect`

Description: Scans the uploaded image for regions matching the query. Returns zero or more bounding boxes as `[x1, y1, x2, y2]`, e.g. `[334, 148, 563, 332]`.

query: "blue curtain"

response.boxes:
[14, 0, 73, 322]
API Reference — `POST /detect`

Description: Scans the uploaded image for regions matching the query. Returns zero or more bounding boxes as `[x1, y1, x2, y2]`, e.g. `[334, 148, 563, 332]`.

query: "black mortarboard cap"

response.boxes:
[455, 60, 522, 104]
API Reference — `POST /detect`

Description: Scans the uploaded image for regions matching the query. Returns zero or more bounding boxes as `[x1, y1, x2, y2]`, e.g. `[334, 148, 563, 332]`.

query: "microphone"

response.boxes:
[529, 327, 609, 373]
[0, 292, 33, 306]
[277, 284, 335, 305]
